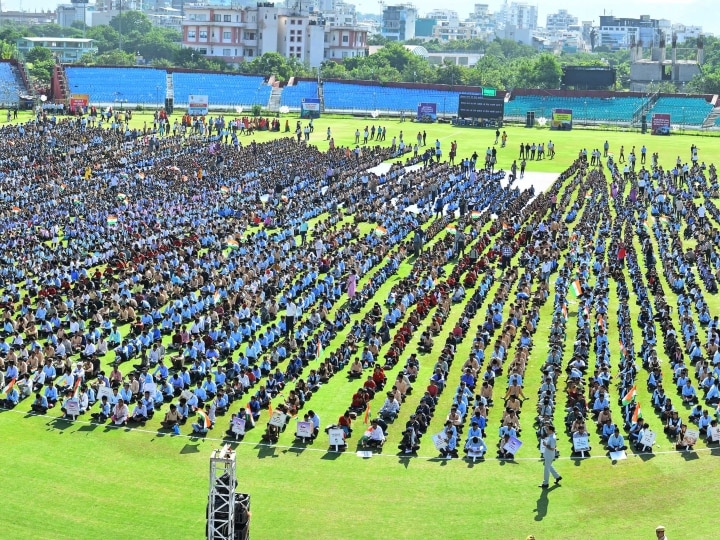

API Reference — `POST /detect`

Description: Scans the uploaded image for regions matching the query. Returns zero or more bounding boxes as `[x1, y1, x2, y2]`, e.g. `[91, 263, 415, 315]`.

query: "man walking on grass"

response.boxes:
[540, 424, 562, 488]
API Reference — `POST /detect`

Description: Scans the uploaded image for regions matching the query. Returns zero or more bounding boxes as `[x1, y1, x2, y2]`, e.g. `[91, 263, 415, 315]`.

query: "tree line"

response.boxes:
[5, 13, 720, 95]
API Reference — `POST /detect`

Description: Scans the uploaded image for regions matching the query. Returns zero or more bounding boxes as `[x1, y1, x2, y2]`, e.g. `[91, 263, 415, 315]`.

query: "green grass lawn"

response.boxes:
[2, 115, 720, 539]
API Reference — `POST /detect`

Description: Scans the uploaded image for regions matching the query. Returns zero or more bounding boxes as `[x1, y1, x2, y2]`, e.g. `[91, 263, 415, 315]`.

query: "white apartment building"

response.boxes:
[181, 3, 367, 67]
[546, 9, 577, 33]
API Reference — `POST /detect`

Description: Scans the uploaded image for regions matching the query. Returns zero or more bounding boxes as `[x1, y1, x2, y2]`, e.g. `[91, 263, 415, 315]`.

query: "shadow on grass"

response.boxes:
[321, 449, 343, 460]
[77, 423, 98, 433]
[636, 452, 656, 462]
[681, 450, 699, 461]
[709, 447, 720, 457]
[533, 485, 558, 521]
[180, 443, 201, 454]
[427, 457, 450, 466]
[47, 417, 72, 431]
[397, 456, 413, 468]
[498, 458, 519, 465]
[255, 443, 278, 459]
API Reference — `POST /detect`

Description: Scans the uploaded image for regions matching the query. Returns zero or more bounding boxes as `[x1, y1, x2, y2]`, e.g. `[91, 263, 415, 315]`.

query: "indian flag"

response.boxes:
[72, 376, 82, 397]
[584, 193, 591, 200]
[267, 401, 274, 418]
[281, 195, 289, 203]
[561, 304, 568, 320]
[195, 407, 212, 428]
[213, 291, 220, 304]
[107, 215, 118, 226]
[571, 279, 582, 297]
[374, 226, 387, 237]
[471, 210, 481, 220]
[11, 206, 20, 213]
[3, 378, 15, 394]
[60, 183, 67, 191]
[245, 404, 255, 428]
[619, 340, 626, 356]
[502, 223, 511, 230]
[621, 384, 637, 406]
[446, 224, 457, 235]
[117, 193, 127, 201]
[363, 402, 371, 425]
[658, 216, 669, 224]
[220, 186, 230, 194]
[316, 339, 323, 359]
[631, 402, 642, 424]
[227, 239, 239, 250]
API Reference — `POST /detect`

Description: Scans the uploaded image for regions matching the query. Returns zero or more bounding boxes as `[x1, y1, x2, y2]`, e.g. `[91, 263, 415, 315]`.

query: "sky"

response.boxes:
[3, 0, 719, 35]
[353, 0, 719, 35]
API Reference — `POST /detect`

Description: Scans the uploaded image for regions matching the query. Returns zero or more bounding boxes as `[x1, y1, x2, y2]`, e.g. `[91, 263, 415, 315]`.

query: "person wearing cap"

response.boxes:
[655, 525, 668, 540]
[539, 424, 561, 488]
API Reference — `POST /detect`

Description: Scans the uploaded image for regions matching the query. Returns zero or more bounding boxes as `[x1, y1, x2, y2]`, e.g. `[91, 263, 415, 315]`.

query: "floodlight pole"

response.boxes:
[208, 446, 237, 540]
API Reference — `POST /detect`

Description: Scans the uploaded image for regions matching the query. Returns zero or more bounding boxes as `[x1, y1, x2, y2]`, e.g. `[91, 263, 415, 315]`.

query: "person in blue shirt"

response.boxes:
[1, 384, 20, 408]
[31, 393, 49, 414]
[606, 428, 627, 452]
[44, 382, 59, 407]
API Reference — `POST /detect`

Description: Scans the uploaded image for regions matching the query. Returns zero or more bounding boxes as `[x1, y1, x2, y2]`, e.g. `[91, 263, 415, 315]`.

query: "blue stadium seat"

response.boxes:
[505, 95, 645, 123]
[172, 73, 271, 108]
[649, 97, 713, 126]
[0, 62, 26, 106]
[280, 81, 318, 108]
[322, 82, 472, 115]
[65, 67, 167, 105]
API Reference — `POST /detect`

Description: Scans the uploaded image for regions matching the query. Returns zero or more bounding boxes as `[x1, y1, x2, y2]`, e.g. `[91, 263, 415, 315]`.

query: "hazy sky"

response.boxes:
[6, 0, 719, 35]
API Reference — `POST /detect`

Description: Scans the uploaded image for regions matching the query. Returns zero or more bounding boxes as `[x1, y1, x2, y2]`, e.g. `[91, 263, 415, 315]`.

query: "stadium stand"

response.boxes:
[648, 96, 714, 126]
[505, 95, 645, 123]
[65, 67, 167, 105]
[322, 82, 473, 115]
[172, 73, 271, 108]
[0, 62, 26, 106]
[279, 81, 318, 109]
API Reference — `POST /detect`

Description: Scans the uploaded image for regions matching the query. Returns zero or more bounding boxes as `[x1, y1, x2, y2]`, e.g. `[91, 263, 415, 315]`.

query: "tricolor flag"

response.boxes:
[658, 216, 670, 224]
[267, 401, 273, 418]
[584, 193, 591, 200]
[11, 206, 20, 213]
[281, 195, 289, 203]
[471, 210, 481, 220]
[619, 340, 627, 356]
[502, 223, 511, 230]
[598, 316, 606, 331]
[60, 183, 67, 191]
[117, 193, 127, 201]
[445, 224, 457, 235]
[220, 186, 230, 194]
[213, 291, 220, 304]
[363, 402, 371, 425]
[227, 239, 239, 250]
[374, 226, 387, 237]
[631, 402, 642, 424]
[3, 378, 16, 394]
[195, 407, 212, 428]
[245, 404, 255, 428]
[571, 279, 582, 297]
[621, 384, 637, 406]
[72, 376, 82, 397]
[107, 215, 118, 227]
[561, 304, 568, 320]
[316, 339, 323, 359]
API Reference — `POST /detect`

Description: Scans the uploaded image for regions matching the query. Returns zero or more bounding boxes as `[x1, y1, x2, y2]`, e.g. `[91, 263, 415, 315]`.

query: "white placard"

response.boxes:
[573, 434, 590, 451]
[142, 382, 157, 396]
[711, 425, 720, 442]
[296, 421, 313, 439]
[467, 444, 486, 458]
[640, 430, 656, 448]
[328, 428, 345, 447]
[64, 398, 80, 417]
[269, 411, 287, 428]
[356, 451, 373, 458]
[432, 432, 448, 451]
[609, 450, 627, 460]
[231, 417, 246, 435]
[503, 435, 523, 455]
[180, 389, 194, 402]
[97, 386, 114, 401]
[683, 428, 700, 446]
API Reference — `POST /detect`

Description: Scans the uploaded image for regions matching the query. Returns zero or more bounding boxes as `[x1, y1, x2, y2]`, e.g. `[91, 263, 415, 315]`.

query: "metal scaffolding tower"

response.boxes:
[207, 445, 237, 540]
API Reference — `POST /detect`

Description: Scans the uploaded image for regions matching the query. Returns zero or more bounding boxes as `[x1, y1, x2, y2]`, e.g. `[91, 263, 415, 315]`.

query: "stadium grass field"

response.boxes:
[3, 111, 720, 539]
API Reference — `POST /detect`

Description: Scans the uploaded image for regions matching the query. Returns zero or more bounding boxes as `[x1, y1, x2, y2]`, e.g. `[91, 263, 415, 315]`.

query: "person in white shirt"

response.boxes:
[367, 420, 386, 447]
[285, 301, 297, 338]
[540, 425, 561, 488]
[111, 399, 129, 426]
[378, 393, 400, 421]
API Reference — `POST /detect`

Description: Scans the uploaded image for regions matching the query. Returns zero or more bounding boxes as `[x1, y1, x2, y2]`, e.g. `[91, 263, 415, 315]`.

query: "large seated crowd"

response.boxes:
[1, 104, 720, 463]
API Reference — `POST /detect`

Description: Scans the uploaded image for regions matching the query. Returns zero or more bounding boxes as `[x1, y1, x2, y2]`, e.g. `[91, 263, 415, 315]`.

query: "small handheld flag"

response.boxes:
[621, 385, 637, 406]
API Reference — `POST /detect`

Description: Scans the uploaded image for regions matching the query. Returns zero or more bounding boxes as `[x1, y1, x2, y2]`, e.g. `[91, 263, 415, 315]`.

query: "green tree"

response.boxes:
[109, 11, 153, 38]
[435, 60, 466, 86]
[531, 54, 562, 89]
[86, 25, 121, 53]
[78, 49, 135, 66]
[26, 46, 53, 64]
[319, 61, 348, 79]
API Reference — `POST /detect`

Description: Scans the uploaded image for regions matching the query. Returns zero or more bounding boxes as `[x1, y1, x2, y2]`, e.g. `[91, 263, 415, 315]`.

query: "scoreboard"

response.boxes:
[458, 94, 504, 119]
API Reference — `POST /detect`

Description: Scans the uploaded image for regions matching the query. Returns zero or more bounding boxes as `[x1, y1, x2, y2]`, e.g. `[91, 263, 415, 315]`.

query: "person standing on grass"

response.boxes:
[520, 158, 526, 179]
[539, 424, 561, 488]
